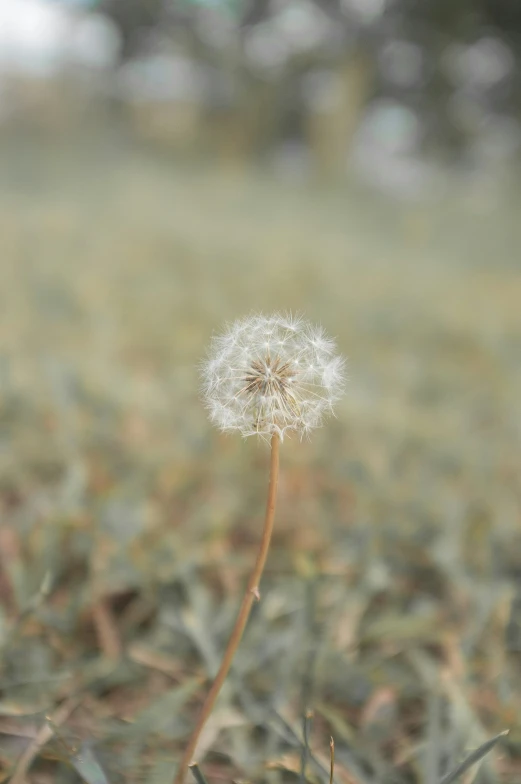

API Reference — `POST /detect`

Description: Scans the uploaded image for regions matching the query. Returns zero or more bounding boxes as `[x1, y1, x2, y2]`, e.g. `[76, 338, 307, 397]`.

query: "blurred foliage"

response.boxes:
[2, 0, 521, 189]
[97, 0, 521, 157]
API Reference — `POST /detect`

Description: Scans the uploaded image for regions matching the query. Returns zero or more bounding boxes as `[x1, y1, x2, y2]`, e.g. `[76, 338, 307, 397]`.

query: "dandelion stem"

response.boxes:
[174, 432, 281, 784]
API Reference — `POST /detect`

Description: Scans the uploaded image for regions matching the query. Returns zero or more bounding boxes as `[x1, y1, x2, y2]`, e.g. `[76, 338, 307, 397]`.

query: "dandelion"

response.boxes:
[201, 312, 345, 440]
[174, 313, 345, 784]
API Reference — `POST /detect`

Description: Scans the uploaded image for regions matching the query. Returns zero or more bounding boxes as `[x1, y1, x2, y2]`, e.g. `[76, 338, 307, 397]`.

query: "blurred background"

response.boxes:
[0, 1, 521, 782]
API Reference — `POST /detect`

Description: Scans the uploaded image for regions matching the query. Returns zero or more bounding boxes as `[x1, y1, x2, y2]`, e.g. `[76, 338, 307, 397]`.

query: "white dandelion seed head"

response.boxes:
[200, 312, 346, 440]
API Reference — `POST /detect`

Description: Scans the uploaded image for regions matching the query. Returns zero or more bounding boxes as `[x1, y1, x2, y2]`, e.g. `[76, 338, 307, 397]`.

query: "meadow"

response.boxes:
[0, 129, 520, 783]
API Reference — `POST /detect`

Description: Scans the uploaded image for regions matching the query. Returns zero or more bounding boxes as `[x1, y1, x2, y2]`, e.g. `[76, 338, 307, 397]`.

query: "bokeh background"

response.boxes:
[1, 1, 521, 782]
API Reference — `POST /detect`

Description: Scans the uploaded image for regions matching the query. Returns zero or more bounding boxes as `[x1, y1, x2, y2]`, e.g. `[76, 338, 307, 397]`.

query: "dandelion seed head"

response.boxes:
[200, 312, 346, 440]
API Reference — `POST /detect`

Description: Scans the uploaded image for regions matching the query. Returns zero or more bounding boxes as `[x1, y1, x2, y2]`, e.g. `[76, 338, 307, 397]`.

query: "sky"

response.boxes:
[0, 0, 118, 75]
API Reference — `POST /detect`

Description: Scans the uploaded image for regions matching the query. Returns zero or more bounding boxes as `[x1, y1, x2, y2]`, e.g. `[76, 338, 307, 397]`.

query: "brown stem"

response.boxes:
[174, 432, 280, 784]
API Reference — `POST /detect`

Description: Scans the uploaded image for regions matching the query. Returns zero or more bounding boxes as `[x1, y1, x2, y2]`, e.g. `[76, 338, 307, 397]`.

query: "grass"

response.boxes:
[0, 127, 520, 783]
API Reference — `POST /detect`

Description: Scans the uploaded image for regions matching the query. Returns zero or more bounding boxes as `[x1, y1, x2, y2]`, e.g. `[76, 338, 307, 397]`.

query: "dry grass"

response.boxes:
[0, 129, 520, 783]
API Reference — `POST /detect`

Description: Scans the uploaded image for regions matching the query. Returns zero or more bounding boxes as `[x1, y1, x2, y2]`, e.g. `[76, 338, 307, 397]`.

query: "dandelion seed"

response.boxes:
[200, 312, 346, 441]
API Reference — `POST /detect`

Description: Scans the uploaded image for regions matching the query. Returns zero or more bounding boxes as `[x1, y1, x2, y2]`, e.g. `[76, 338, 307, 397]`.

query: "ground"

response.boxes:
[0, 129, 520, 783]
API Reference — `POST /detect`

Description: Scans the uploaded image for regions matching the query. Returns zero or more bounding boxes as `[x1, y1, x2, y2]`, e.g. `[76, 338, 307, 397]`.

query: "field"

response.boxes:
[0, 129, 520, 783]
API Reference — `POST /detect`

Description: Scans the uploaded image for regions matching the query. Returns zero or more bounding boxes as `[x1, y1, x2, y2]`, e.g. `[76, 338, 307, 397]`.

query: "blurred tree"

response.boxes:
[96, 0, 521, 167]
[101, 0, 166, 58]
